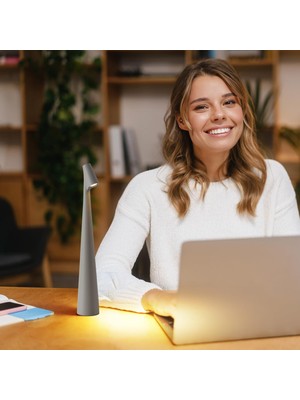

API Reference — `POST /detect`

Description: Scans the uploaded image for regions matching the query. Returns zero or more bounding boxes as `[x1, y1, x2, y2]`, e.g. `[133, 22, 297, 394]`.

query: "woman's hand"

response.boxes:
[142, 289, 177, 317]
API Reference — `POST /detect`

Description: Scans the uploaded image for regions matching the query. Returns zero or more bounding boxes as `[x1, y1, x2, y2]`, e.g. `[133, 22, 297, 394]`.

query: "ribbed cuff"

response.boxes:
[99, 281, 161, 313]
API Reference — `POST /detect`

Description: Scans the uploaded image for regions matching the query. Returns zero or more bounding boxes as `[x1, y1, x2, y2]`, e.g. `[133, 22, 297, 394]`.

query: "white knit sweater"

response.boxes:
[96, 159, 300, 313]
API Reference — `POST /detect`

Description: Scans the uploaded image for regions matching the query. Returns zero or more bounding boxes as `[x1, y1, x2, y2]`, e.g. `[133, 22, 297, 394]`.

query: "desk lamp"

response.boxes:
[77, 163, 99, 316]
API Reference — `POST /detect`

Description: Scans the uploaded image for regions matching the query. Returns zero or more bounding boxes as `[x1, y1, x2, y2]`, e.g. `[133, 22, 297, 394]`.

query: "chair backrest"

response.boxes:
[132, 242, 150, 282]
[0, 197, 18, 252]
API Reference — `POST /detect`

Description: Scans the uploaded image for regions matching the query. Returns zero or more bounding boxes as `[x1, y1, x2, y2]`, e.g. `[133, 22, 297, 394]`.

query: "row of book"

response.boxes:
[109, 125, 142, 178]
[0, 51, 20, 66]
[197, 50, 265, 61]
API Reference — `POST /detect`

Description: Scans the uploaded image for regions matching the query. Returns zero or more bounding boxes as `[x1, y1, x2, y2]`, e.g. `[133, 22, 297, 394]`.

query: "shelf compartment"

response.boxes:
[0, 68, 22, 127]
[106, 50, 185, 81]
[0, 129, 23, 173]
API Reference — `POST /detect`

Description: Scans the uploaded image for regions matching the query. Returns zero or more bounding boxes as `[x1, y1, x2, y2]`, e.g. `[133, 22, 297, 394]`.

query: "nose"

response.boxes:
[211, 105, 225, 121]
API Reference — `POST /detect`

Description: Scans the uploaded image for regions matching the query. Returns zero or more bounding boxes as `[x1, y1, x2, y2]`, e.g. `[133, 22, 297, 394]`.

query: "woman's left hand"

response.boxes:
[142, 289, 177, 317]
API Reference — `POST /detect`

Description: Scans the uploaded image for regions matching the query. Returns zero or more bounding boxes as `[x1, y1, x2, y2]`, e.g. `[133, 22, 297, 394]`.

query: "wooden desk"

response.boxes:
[1, 286, 300, 350]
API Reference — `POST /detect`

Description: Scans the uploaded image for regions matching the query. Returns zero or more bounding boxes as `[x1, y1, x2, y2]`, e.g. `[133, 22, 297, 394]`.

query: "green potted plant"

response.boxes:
[30, 51, 102, 243]
[245, 79, 274, 155]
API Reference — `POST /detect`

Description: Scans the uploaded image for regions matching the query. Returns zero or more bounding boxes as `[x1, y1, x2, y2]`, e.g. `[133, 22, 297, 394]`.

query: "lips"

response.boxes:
[206, 127, 231, 135]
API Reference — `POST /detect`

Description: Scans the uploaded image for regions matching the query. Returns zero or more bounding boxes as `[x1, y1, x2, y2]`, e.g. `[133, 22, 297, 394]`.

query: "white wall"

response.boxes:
[0, 70, 21, 127]
[120, 84, 171, 169]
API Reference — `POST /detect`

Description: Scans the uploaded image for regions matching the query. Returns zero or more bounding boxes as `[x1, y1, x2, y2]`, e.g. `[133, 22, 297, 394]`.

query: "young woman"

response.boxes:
[96, 58, 300, 317]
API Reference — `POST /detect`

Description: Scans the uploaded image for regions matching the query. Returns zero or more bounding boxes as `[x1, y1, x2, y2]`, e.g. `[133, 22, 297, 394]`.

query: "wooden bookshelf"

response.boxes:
[0, 50, 299, 279]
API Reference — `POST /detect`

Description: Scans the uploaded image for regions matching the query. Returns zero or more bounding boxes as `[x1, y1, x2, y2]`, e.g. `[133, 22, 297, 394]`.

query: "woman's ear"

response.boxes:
[176, 115, 189, 131]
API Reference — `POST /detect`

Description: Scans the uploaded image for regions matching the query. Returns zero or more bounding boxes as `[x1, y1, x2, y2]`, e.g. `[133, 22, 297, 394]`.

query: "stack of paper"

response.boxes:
[0, 294, 54, 327]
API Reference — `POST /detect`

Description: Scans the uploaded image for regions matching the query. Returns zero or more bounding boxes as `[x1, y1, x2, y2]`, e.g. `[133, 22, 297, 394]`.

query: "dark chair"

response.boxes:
[132, 242, 150, 282]
[0, 197, 52, 287]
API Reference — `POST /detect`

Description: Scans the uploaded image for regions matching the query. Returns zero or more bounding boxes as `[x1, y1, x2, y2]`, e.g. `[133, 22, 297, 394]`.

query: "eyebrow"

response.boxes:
[190, 92, 235, 106]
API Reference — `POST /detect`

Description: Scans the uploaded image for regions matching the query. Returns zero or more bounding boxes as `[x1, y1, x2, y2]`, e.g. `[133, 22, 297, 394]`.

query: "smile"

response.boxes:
[206, 127, 231, 135]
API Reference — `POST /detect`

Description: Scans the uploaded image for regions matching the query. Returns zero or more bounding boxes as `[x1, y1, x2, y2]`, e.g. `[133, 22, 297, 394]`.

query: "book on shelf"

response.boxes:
[109, 125, 126, 178]
[197, 50, 228, 60]
[122, 127, 142, 176]
[109, 125, 142, 178]
[196, 50, 265, 62]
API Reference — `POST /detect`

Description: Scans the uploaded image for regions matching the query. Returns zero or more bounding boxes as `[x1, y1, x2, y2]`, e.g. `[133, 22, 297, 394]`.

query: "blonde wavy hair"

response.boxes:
[162, 58, 267, 217]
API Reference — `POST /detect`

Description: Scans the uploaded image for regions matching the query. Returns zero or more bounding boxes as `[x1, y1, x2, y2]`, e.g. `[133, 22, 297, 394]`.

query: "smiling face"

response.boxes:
[177, 75, 244, 165]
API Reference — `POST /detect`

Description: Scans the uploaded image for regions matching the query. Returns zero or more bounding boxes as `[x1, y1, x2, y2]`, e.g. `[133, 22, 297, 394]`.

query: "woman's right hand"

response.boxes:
[142, 289, 177, 317]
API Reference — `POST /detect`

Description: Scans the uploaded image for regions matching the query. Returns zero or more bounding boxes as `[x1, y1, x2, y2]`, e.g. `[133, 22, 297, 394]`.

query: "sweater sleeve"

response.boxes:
[95, 174, 161, 313]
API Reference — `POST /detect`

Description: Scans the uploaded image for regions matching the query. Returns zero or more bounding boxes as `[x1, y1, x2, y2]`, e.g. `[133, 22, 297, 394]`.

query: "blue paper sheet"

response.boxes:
[10, 307, 54, 321]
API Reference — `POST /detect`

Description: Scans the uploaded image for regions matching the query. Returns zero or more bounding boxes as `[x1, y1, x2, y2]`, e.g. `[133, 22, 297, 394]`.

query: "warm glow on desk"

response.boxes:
[104, 308, 152, 333]
[97, 307, 166, 348]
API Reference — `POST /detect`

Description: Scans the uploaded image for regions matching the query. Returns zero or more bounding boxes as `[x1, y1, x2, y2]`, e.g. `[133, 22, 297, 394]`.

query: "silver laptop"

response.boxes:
[154, 235, 300, 345]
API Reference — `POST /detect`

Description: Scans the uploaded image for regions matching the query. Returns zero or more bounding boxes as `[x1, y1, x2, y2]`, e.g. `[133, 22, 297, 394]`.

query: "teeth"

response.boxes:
[207, 128, 230, 135]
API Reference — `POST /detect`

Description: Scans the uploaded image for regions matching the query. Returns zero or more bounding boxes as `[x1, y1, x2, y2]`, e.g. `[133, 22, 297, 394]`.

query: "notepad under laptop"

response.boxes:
[154, 235, 300, 345]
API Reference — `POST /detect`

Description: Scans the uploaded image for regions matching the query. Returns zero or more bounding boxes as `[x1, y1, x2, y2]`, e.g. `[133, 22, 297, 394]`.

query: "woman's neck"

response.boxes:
[195, 153, 229, 182]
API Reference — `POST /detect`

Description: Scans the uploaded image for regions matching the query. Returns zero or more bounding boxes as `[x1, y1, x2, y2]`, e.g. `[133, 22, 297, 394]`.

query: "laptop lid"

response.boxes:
[159, 235, 300, 345]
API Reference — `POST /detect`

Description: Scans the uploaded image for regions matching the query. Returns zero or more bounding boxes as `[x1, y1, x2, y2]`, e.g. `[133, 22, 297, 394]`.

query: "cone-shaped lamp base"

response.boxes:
[77, 164, 99, 316]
